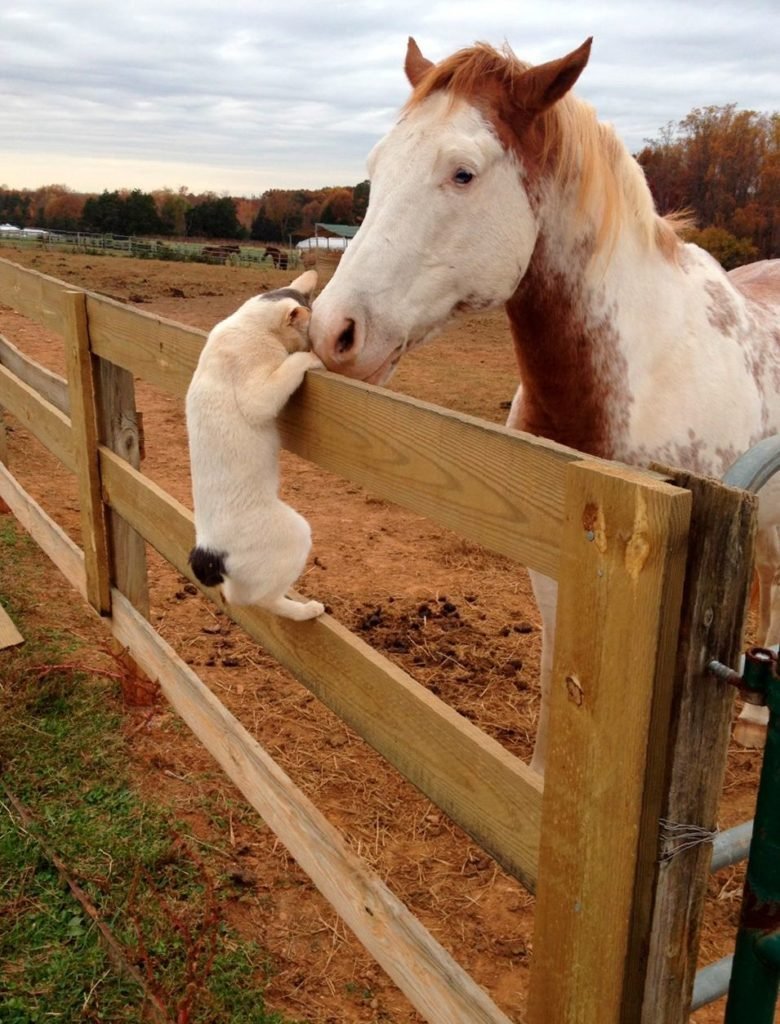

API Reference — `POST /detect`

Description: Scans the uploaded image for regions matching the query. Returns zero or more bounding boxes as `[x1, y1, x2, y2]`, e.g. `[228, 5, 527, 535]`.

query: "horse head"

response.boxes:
[310, 36, 592, 383]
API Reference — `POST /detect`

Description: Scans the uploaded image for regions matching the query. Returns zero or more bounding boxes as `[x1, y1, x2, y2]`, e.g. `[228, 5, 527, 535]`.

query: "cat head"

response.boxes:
[258, 270, 318, 353]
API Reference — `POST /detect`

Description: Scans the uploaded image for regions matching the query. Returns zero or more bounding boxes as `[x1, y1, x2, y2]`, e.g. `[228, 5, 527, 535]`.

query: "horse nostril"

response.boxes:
[336, 320, 356, 355]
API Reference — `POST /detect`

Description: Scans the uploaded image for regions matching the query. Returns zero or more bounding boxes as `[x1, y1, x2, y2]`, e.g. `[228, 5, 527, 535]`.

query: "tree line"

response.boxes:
[637, 104, 778, 267]
[1, 101, 776, 264]
[0, 181, 370, 243]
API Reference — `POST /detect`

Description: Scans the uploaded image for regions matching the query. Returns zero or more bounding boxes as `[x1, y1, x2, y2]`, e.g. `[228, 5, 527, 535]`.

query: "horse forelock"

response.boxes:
[404, 42, 683, 264]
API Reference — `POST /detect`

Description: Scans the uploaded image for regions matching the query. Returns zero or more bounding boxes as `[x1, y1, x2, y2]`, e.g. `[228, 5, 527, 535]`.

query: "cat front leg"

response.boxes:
[262, 351, 324, 418]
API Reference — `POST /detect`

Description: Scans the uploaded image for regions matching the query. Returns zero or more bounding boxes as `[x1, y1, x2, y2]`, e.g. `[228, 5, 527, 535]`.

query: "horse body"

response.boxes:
[309, 36, 780, 770]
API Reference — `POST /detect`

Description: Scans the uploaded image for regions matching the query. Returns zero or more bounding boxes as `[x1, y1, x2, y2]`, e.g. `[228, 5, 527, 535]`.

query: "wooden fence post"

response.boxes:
[640, 468, 757, 1023]
[64, 290, 111, 614]
[527, 461, 691, 1024]
[93, 355, 149, 617]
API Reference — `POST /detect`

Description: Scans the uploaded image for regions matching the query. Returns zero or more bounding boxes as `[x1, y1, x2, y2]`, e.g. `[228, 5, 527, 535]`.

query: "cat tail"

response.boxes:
[188, 546, 228, 587]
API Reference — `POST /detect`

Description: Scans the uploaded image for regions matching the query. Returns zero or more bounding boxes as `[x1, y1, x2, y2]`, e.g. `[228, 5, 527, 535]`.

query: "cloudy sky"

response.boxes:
[2, 0, 778, 196]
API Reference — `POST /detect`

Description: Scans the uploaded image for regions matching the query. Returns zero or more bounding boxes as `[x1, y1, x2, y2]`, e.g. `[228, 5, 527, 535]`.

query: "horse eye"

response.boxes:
[453, 168, 474, 185]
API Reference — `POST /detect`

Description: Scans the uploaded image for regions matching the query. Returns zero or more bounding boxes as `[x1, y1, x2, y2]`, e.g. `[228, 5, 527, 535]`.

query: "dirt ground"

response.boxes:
[0, 246, 767, 1023]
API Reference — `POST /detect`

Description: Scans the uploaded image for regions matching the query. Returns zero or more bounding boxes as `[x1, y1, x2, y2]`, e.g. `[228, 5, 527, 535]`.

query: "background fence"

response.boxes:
[0, 255, 758, 1023]
[0, 230, 304, 269]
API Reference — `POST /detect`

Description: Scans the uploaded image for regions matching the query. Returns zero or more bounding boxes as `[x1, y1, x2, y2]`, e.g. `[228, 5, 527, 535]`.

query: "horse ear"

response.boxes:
[514, 37, 592, 119]
[405, 37, 433, 87]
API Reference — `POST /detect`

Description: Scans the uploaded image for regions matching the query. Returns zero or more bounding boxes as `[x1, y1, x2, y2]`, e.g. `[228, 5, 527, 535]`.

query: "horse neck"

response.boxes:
[506, 238, 622, 457]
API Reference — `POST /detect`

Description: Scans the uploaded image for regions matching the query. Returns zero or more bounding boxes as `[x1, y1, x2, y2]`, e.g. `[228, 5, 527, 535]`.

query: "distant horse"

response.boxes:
[264, 246, 289, 270]
[310, 36, 780, 771]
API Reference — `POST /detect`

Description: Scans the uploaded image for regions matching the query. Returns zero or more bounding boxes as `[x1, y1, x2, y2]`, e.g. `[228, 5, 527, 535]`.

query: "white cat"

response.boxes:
[186, 270, 325, 621]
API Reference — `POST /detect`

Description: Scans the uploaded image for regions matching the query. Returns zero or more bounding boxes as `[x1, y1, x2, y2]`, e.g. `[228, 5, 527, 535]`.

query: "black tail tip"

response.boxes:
[188, 546, 227, 587]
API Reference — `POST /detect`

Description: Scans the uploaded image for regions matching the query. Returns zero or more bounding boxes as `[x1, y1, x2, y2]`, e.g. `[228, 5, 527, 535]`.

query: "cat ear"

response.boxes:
[287, 304, 311, 327]
[289, 270, 318, 296]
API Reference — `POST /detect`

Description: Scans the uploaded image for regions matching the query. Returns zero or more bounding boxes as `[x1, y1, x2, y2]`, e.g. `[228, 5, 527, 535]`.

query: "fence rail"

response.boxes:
[0, 255, 758, 1023]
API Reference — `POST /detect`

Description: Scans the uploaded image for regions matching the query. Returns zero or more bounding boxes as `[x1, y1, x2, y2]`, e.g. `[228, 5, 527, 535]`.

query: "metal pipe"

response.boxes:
[691, 955, 733, 1009]
[711, 821, 754, 873]
[723, 436, 780, 492]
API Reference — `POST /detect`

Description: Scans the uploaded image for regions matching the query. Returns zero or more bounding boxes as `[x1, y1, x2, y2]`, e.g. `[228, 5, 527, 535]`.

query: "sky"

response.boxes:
[1, 0, 778, 197]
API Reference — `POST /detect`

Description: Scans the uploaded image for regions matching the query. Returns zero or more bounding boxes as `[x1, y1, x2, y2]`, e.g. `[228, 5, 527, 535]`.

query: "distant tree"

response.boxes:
[81, 190, 126, 234]
[638, 103, 778, 260]
[319, 187, 353, 225]
[123, 189, 163, 236]
[681, 226, 759, 270]
[260, 189, 303, 242]
[157, 190, 189, 237]
[351, 179, 370, 223]
[42, 189, 86, 231]
[186, 195, 242, 239]
[250, 200, 281, 241]
[0, 189, 31, 226]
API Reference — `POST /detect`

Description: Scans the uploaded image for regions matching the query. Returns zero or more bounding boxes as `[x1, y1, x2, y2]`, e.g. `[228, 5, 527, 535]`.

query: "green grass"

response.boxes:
[0, 517, 299, 1024]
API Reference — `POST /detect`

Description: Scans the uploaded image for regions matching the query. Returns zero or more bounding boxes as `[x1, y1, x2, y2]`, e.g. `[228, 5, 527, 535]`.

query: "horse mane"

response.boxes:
[405, 43, 684, 261]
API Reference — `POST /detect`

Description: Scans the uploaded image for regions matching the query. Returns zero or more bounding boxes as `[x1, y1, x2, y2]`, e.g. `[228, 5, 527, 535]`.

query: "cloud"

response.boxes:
[1, 0, 778, 193]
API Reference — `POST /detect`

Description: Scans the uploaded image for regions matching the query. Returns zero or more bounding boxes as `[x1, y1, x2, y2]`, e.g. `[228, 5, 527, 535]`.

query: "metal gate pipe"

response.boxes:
[711, 821, 754, 873]
[691, 956, 733, 1010]
[723, 435, 780, 491]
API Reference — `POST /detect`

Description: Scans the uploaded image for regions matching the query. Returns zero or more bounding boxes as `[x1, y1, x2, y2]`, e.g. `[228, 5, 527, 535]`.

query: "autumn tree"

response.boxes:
[155, 188, 190, 236]
[638, 104, 778, 261]
[319, 187, 353, 225]
[351, 180, 370, 223]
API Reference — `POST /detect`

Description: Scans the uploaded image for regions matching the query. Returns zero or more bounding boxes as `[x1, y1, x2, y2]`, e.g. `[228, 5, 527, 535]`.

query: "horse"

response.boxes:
[309, 36, 780, 773]
[264, 245, 289, 270]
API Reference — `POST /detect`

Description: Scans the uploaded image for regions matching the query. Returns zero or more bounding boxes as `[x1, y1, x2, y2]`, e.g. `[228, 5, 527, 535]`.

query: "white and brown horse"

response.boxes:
[309, 36, 780, 771]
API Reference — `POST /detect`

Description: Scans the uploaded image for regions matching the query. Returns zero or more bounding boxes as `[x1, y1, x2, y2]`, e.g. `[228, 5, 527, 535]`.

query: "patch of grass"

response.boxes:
[0, 517, 300, 1023]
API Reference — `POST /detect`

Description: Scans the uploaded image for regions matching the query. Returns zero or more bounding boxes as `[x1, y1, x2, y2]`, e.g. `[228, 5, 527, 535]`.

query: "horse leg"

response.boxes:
[528, 571, 558, 775]
[506, 384, 558, 774]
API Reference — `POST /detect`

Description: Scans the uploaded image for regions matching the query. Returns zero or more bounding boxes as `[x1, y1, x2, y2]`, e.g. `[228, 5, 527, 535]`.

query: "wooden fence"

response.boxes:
[0, 255, 758, 1023]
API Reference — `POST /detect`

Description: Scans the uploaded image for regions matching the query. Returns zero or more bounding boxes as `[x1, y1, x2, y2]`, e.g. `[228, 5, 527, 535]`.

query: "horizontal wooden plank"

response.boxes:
[282, 372, 583, 577]
[87, 292, 205, 397]
[0, 602, 24, 649]
[86, 292, 580, 576]
[0, 257, 68, 336]
[100, 448, 544, 888]
[0, 332, 69, 413]
[0, 463, 86, 601]
[0, 461, 516, 1024]
[0, 363, 75, 471]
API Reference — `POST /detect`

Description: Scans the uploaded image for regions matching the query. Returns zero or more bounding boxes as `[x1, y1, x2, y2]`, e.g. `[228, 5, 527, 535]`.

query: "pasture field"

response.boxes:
[0, 245, 768, 1023]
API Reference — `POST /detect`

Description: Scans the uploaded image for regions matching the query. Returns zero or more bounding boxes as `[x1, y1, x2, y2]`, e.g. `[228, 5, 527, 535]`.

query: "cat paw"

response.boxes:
[299, 599, 325, 619]
[305, 353, 324, 371]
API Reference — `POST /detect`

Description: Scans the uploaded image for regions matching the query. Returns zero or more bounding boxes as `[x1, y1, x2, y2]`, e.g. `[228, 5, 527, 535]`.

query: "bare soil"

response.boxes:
[0, 246, 767, 1023]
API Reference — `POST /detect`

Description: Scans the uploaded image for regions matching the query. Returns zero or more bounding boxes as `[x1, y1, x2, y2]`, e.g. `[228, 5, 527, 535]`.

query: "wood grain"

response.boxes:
[64, 291, 111, 614]
[528, 461, 691, 1024]
[641, 467, 757, 1024]
[93, 356, 149, 616]
[0, 363, 74, 470]
[0, 332, 69, 413]
[0, 257, 68, 336]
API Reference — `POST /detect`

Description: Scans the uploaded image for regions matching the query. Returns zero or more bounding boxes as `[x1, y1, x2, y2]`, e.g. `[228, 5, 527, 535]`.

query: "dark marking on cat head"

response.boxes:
[259, 288, 311, 308]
